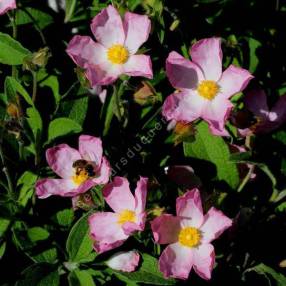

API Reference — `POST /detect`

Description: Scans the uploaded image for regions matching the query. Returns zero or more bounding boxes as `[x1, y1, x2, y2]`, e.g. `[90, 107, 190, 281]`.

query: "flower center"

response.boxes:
[178, 227, 201, 248]
[71, 159, 96, 186]
[107, 44, 129, 64]
[72, 170, 89, 186]
[118, 209, 136, 225]
[197, 80, 219, 100]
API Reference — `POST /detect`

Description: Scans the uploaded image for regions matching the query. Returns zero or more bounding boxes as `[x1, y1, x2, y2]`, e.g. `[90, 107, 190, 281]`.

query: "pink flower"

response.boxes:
[66, 5, 153, 87]
[239, 89, 286, 135]
[36, 135, 111, 198]
[89, 176, 148, 253]
[151, 189, 232, 280]
[162, 38, 253, 135]
[0, 0, 16, 15]
[106, 250, 140, 272]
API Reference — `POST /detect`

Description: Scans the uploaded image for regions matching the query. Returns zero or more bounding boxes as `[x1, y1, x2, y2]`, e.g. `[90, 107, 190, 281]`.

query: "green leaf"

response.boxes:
[26, 107, 43, 143]
[111, 253, 175, 285]
[0, 33, 31, 65]
[55, 209, 74, 227]
[47, 117, 82, 144]
[243, 263, 286, 286]
[65, 0, 77, 23]
[184, 121, 240, 189]
[15, 8, 54, 29]
[27, 227, 50, 242]
[0, 241, 6, 259]
[16, 264, 59, 286]
[66, 213, 96, 263]
[0, 218, 10, 237]
[248, 37, 262, 73]
[102, 89, 116, 136]
[17, 171, 38, 207]
[68, 270, 96, 286]
[68, 96, 89, 126]
[33, 248, 58, 264]
[5, 76, 33, 105]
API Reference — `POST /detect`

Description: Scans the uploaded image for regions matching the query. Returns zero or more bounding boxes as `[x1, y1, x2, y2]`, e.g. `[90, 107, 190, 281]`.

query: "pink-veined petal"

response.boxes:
[193, 243, 215, 280]
[200, 207, 232, 243]
[166, 51, 204, 90]
[89, 212, 128, 254]
[78, 135, 102, 165]
[102, 177, 135, 213]
[91, 5, 125, 48]
[92, 156, 111, 185]
[46, 144, 81, 179]
[218, 65, 254, 99]
[0, 0, 16, 15]
[123, 12, 151, 54]
[106, 250, 140, 272]
[35, 178, 95, 198]
[123, 54, 153, 79]
[134, 177, 148, 214]
[190, 38, 222, 81]
[176, 189, 204, 227]
[159, 242, 193, 280]
[151, 214, 181, 244]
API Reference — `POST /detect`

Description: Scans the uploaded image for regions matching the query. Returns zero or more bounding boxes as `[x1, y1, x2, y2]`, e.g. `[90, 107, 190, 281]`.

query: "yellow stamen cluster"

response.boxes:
[72, 170, 89, 186]
[197, 80, 219, 100]
[107, 44, 129, 64]
[178, 227, 201, 248]
[118, 209, 136, 225]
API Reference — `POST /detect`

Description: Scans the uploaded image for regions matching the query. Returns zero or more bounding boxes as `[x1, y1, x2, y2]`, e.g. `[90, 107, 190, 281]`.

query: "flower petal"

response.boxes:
[166, 51, 204, 90]
[123, 55, 153, 79]
[193, 243, 215, 280]
[92, 156, 111, 185]
[190, 37, 222, 81]
[89, 212, 128, 253]
[66, 36, 106, 68]
[36, 178, 95, 198]
[266, 94, 286, 130]
[176, 189, 204, 227]
[200, 207, 232, 243]
[218, 65, 254, 99]
[103, 177, 135, 213]
[46, 144, 81, 179]
[123, 12, 151, 54]
[134, 177, 148, 214]
[151, 214, 181, 244]
[162, 90, 207, 122]
[159, 242, 193, 279]
[78, 135, 103, 165]
[91, 5, 125, 48]
[106, 250, 140, 272]
[0, 0, 16, 15]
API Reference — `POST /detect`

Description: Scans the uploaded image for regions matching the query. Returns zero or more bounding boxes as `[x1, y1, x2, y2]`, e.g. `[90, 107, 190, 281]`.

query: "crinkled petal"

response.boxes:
[78, 135, 102, 165]
[200, 207, 232, 243]
[134, 177, 148, 214]
[91, 5, 125, 48]
[193, 243, 215, 280]
[162, 90, 207, 122]
[35, 178, 95, 198]
[89, 212, 128, 253]
[106, 250, 140, 272]
[151, 214, 181, 244]
[218, 65, 254, 99]
[92, 156, 111, 185]
[176, 189, 204, 227]
[166, 51, 204, 90]
[103, 177, 135, 213]
[123, 12, 151, 54]
[0, 0, 16, 15]
[46, 144, 81, 179]
[66, 36, 107, 68]
[190, 37, 222, 81]
[159, 242, 193, 280]
[123, 55, 153, 79]
[202, 96, 233, 136]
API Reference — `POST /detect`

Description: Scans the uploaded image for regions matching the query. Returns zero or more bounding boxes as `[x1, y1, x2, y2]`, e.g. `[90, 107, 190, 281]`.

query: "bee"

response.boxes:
[72, 160, 96, 177]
